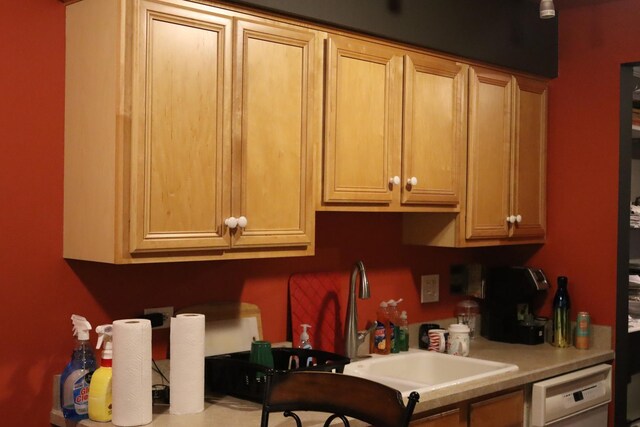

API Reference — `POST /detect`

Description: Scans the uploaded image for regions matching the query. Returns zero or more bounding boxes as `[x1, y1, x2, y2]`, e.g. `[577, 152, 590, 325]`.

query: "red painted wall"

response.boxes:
[1, 1, 637, 426]
[529, 1, 640, 326]
[528, 5, 640, 424]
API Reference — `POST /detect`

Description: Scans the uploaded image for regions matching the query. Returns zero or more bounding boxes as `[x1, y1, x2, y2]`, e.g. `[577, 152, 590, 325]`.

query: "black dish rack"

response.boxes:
[205, 347, 350, 403]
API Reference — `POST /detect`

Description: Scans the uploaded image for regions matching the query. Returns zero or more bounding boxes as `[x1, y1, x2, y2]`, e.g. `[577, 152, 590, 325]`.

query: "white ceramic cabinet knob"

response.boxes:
[389, 176, 401, 186]
[515, 214, 522, 223]
[225, 216, 248, 229]
[407, 177, 418, 186]
[506, 215, 516, 224]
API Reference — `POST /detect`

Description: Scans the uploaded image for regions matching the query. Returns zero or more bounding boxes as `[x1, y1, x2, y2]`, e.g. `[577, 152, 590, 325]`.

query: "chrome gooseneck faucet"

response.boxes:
[345, 260, 371, 359]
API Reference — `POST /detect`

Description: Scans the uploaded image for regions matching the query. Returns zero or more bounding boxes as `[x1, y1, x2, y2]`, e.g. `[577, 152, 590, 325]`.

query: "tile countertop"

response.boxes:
[50, 324, 614, 427]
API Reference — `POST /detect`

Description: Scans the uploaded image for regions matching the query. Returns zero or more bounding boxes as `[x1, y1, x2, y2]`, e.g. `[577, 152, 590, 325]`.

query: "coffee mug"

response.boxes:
[447, 324, 470, 357]
[418, 323, 441, 349]
[427, 328, 447, 352]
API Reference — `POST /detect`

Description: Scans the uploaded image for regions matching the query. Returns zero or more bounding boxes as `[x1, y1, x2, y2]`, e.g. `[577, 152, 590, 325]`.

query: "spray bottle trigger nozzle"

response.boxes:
[95, 324, 113, 350]
[71, 314, 92, 341]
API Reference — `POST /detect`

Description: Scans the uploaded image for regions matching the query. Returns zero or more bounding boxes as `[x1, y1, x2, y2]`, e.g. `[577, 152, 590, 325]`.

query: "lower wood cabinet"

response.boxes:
[469, 389, 524, 427]
[411, 388, 524, 427]
[411, 408, 466, 427]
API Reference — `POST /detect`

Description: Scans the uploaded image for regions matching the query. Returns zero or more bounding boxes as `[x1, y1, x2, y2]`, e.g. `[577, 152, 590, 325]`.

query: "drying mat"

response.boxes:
[288, 273, 344, 355]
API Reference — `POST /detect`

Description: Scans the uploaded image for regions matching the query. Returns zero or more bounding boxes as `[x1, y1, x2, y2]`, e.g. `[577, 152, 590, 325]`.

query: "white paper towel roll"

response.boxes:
[112, 319, 152, 426]
[170, 313, 205, 415]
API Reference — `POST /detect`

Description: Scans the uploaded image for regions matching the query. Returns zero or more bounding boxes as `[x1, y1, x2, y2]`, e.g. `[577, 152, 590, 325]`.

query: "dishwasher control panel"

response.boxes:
[530, 364, 612, 426]
[561, 381, 606, 407]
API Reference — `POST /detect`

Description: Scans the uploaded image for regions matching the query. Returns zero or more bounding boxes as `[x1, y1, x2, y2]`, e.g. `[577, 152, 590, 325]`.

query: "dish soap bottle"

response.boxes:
[89, 324, 113, 422]
[552, 276, 571, 348]
[371, 301, 390, 355]
[398, 310, 409, 351]
[387, 299, 403, 353]
[60, 315, 97, 420]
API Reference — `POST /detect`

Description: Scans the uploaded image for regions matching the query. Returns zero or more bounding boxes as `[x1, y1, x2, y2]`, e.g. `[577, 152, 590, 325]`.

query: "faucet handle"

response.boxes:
[357, 321, 377, 340]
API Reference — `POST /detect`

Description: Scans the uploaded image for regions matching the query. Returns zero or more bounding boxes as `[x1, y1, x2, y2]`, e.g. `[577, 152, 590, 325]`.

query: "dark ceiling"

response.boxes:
[225, 0, 559, 78]
[556, 0, 624, 10]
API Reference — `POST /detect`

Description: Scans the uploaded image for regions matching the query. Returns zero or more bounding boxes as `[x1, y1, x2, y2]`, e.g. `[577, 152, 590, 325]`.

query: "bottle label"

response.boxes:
[391, 325, 399, 353]
[553, 308, 571, 348]
[575, 312, 590, 349]
[73, 372, 91, 414]
[389, 321, 396, 350]
[398, 327, 408, 351]
[575, 312, 590, 337]
[373, 323, 387, 351]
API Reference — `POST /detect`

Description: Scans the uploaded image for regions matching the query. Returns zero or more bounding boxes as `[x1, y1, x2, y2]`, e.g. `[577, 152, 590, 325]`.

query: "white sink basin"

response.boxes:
[343, 350, 518, 397]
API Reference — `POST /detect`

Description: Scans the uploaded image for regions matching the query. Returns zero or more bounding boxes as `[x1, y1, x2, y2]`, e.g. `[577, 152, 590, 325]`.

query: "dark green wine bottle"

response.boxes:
[552, 276, 571, 347]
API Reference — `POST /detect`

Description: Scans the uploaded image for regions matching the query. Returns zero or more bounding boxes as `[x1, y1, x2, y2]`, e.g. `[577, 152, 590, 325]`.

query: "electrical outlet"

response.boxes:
[421, 274, 439, 303]
[143, 306, 174, 329]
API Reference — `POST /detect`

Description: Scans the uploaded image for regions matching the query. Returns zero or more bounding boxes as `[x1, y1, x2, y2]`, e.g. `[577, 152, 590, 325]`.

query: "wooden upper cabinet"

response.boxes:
[403, 53, 467, 206]
[466, 66, 513, 240]
[323, 34, 403, 205]
[63, 0, 319, 263]
[230, 19, 319, 249]
[404, 66, 546, 247]
[129, 0, 232, 253]
[322, 35, 466, 211]
[511, 76, 547, 239]
[466, 66, 546, 242]
[64, 0, 546, 260]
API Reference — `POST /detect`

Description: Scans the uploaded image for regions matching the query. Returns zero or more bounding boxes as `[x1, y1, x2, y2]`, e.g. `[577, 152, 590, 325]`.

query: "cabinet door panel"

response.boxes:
[412, 408, 466, 426]
[130, 1, 232, 253]
[466, 67, 512, 240]
[232, 19, 318, 248]
[403, 54, 467, 205]
[512, 77, 547, 239]
[469, 390, 524, 427]
[324, 35, 402, 204]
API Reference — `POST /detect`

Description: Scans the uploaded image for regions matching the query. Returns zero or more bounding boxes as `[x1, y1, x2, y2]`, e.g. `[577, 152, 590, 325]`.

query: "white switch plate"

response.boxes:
[144, 306, 174, 329]
[421, 274, 439, 303]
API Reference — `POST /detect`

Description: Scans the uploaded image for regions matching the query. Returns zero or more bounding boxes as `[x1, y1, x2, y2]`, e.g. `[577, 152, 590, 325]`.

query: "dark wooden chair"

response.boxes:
[260, 371, 420, 427]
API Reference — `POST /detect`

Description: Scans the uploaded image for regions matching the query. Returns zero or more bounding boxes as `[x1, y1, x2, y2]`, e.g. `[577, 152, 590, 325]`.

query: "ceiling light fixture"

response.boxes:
[540, 0, 556, 19]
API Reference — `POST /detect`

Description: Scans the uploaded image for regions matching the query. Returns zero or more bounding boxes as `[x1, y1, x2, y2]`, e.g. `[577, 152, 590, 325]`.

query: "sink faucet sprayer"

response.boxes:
[345, 260, 371, 359]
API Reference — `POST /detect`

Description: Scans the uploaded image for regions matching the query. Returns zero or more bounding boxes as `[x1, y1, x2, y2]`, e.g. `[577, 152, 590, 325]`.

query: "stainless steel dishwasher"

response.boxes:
[528, 364, 612, 426]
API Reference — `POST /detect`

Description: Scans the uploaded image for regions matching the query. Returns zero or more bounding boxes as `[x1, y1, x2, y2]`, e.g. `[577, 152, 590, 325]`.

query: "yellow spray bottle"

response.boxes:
[88, 325, 113, 422]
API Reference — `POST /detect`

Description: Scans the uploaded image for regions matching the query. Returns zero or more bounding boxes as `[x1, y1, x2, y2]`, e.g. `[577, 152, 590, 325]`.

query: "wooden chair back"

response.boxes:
[260, 371, 420, 427]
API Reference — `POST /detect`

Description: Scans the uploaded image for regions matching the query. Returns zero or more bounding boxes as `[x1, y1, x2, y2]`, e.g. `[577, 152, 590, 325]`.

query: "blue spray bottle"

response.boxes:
[60, 315, 97, 420]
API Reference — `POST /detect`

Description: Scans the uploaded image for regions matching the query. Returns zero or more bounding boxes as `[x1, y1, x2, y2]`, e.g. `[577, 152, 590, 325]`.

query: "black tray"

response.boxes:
[205, 347, 350, 403]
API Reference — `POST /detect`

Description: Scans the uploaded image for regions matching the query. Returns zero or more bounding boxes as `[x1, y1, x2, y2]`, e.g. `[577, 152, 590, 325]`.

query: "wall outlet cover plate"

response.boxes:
[421, 274, 439, 303]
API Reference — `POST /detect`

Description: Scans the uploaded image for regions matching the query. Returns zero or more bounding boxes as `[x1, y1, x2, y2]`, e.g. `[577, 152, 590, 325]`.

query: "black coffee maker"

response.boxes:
[480, 266, 549, 344]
